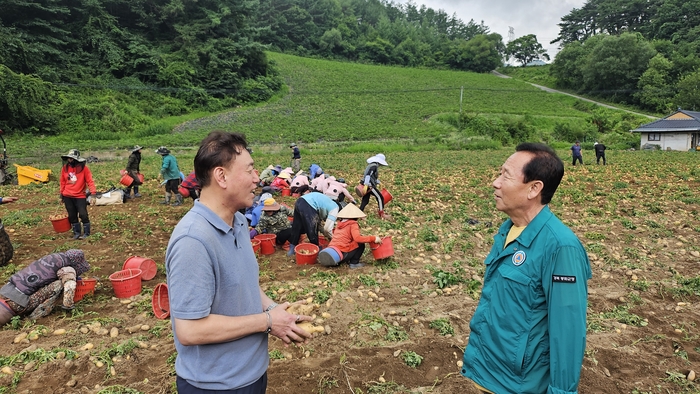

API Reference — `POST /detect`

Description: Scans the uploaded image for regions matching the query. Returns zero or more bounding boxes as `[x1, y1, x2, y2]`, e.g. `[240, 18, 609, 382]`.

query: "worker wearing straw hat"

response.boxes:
[124, 145, 143, 199]
[255, 198, 294, 246]
[359, 153, 390, 219]
[60, 149, 97, 239]
[269, 171, 291, 192]
[322, 204, 382, 269]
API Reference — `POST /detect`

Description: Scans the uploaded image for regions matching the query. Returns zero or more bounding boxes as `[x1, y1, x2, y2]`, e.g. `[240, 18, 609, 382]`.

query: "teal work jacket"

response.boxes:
[462, 205, 591, 394]
[160, 154, 180, 181]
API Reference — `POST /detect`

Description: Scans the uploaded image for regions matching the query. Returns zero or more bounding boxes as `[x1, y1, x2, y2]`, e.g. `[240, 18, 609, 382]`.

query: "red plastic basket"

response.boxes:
[152, 283, 170, 319]
[251, 239, 261, 256]
[74, 278, 97, 302]
[295, 243, 319, 265]
[122, 256, 157, 281]
[109, 269, 142, 298]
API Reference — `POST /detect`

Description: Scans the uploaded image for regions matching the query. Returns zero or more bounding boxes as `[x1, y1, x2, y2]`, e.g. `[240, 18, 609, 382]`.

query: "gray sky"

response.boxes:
[396, 0, 587, 59]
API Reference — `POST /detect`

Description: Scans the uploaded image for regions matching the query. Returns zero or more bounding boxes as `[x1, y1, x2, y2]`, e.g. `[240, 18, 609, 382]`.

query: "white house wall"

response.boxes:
[642, 133, 692, 150]
[663, 133, 691, 151]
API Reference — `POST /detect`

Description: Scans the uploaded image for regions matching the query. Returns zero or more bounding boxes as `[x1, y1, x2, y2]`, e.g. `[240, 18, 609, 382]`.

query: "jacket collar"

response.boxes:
[498, 205, 553, 248]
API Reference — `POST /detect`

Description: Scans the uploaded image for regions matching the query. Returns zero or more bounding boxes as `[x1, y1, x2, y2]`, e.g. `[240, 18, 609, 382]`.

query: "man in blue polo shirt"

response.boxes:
[166, 131, 312, 393]
[462, 143, 591, 394]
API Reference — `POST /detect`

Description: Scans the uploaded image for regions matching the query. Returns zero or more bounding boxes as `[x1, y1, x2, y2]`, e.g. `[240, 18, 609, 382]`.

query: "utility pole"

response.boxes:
[459, 86, 464, 130]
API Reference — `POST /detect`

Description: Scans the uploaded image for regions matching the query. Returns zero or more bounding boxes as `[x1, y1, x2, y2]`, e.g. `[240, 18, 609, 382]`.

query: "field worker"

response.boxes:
[359, 153, 390, 219]
[324, 179, 356, 206]
[255, 198, 294, 246]
[156, 146, 183, 206]
[59, 149, 98, 239]
[462, 143, 591, 394]
[290, 173, 309, 194]
[165, 131, 312, 393]
[290, 143, 301, 173]
[269, 171, 291, 192]
[594, 142, 607, 165]
[321, 204, 381, 269]
[0, 197, 18, 267]
[310, 173, 328, 192]
[179, 171, 201, 201]
[260, 165, 281, 186]
[288, 185, 338, 255]
[0, 249, 90, 325]
[309, 164, 323, 179]
[124, 145, 143, 199]
[570, 140, 583, 166]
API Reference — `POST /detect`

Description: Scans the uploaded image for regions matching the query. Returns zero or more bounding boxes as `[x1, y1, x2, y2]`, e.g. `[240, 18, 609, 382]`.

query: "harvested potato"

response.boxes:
[287, 303, 314, 316]
[297, 322, 324, 334]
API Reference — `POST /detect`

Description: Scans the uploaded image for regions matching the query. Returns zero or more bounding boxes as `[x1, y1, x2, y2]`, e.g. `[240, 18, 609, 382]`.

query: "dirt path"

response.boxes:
[491, 70, 658, 119]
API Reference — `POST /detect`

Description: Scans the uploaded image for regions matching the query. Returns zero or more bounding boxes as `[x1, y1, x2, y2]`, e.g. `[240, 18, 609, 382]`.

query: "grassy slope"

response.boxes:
[12, 53, 609, 160]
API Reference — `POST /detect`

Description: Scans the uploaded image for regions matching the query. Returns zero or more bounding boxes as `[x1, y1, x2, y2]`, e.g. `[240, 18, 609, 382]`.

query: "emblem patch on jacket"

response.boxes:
[512, 251, 526, 266]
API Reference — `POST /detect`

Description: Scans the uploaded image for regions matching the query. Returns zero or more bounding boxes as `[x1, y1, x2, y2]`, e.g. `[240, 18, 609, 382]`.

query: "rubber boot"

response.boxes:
[124, 188, 133, 199]
[160, 192, 171, 205]
[287, 244, 296, 256]
[378, 210, 392, 220]
[80, 223, 91, 239]
[71, 223, 81, 240]
[133, 186, 141, 198]
[172, 193, 183, 206]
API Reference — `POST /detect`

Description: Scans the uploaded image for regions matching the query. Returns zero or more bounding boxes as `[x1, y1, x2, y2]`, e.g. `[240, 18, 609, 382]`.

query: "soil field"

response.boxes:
[0, 149, 699, 394]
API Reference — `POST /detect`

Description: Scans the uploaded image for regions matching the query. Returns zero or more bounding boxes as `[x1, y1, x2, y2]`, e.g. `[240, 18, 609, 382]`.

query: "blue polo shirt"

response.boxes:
[166, 200, 267, 390]
[462, 205, 591, 394]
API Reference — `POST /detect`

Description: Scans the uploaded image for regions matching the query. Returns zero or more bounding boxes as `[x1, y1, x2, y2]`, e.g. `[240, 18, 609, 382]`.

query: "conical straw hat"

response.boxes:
[336, 204, 366, 219]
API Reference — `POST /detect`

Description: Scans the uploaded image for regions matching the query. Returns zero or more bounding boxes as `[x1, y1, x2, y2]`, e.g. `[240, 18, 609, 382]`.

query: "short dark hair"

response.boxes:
[515, 142, 564, 204]
[195, 131, 248, 188]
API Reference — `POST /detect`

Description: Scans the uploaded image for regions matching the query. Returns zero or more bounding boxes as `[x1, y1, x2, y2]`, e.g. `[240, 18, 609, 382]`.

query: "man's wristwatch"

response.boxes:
[265, 302, 278, 312]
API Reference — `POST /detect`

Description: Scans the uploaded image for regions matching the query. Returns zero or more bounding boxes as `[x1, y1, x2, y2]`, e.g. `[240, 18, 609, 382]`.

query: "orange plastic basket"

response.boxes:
[109, 269, 142, 298]
[74, 278, 97, 301]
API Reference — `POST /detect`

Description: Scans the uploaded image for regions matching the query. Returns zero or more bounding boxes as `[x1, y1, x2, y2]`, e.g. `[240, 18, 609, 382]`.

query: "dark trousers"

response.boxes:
[64, 197, 89, 224]
[359, 186, 384, 211]
[341, 243, 365, 265]
[176, 373, 267, 394]
[572, 155, 583, 166]
[274, 228, 292, 245]
[165, 178, 181, 193]
[596, 152, 606, 165]
[290, 199, 319, 246]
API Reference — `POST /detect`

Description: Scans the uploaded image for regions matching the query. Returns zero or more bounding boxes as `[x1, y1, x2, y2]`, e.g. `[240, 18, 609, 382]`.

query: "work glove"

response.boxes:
[374, 236, 382, 244]
[363, 185, 369, 195]
[60, 195, 65, 203]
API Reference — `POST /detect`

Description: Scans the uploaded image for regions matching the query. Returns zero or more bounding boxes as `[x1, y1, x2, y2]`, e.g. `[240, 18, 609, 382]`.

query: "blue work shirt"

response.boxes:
[160, 154, 181, 181]
[571, 144, 582, 157]
[462, 205, 591, 394]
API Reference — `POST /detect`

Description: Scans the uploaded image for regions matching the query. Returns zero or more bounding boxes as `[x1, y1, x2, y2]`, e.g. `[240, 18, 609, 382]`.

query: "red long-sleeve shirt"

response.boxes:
[59, 163, 97, 198]
[329, 219, 375, 253]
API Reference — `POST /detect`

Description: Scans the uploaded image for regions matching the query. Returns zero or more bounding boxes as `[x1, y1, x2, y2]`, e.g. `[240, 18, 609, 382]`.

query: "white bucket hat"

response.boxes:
[367, 153, 388, 166]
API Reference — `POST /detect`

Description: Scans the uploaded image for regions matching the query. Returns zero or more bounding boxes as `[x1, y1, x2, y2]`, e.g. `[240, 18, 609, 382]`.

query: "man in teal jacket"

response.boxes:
[462, 143, 591, 394]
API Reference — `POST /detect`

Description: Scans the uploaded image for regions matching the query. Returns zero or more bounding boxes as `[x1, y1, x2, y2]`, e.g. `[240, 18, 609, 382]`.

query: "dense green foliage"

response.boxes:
[253, 0, 505, 72]
[0, 0, 282, 134]
[549, 0, 700, 112]
[506, 35, 550, 66]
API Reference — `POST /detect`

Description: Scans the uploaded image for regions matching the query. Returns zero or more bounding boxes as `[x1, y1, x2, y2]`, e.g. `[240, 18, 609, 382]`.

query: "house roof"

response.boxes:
[631, 110, 700, 133]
